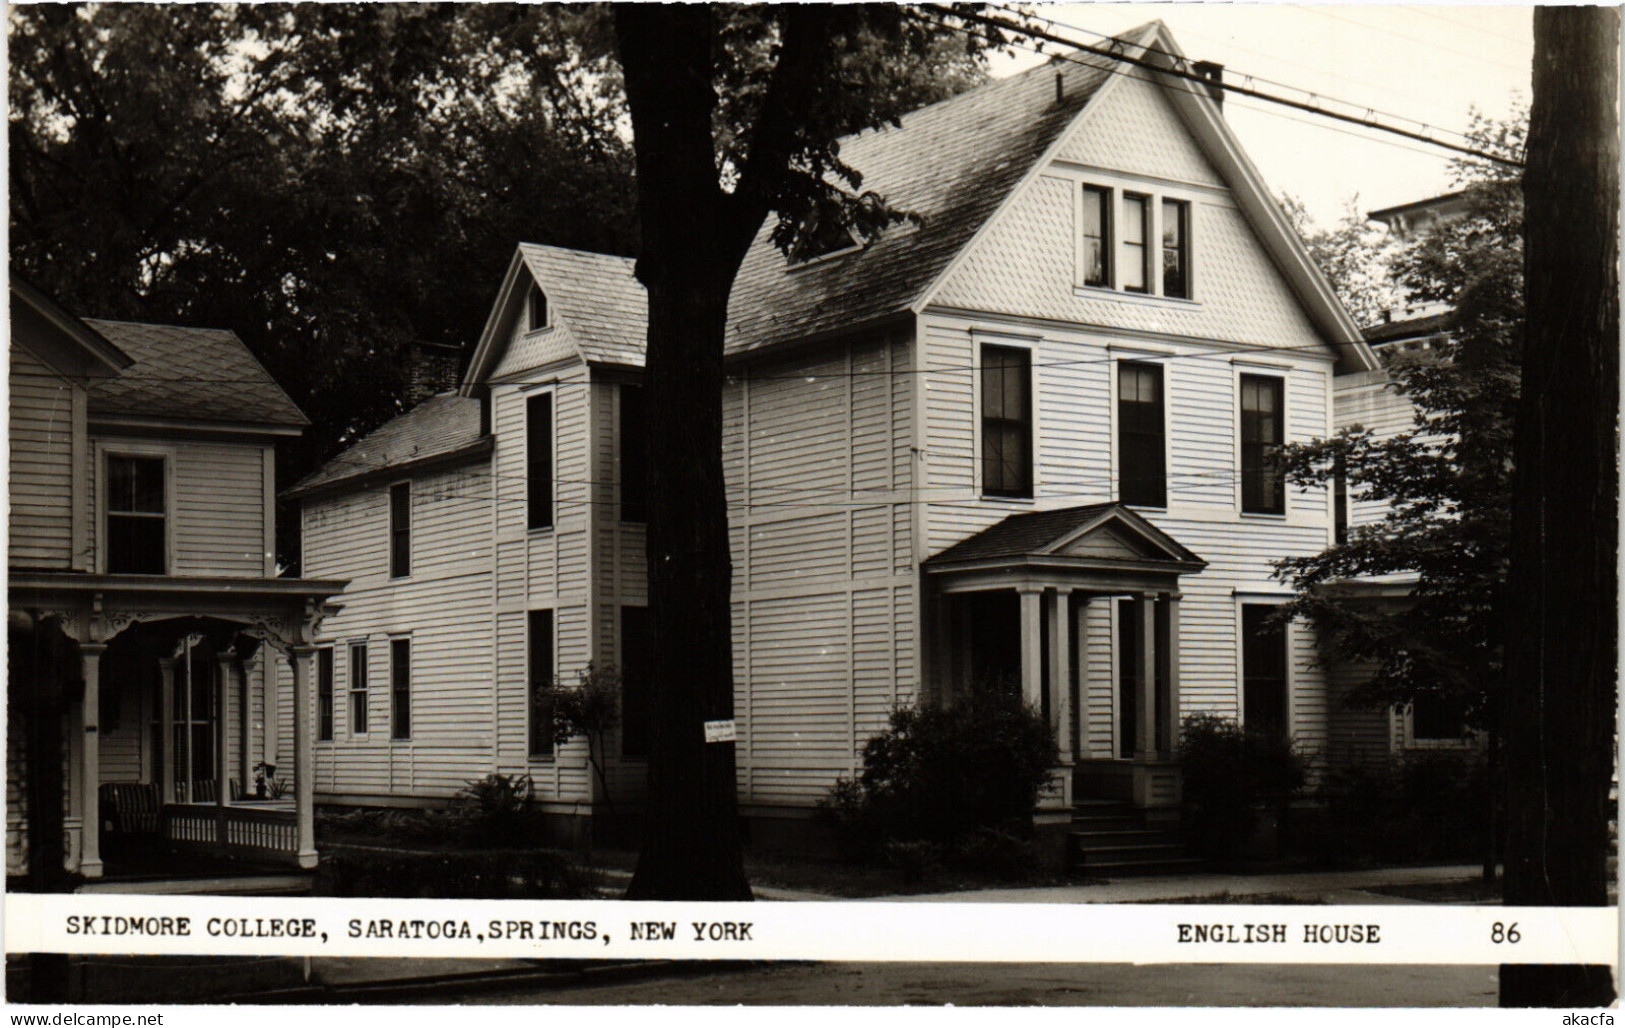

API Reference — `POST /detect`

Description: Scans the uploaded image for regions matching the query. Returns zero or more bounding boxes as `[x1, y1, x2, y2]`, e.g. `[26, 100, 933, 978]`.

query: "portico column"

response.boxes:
[1018, 587, 1044, 710]
[158, 658, 176, 804]
[1160, 593, 1182, 759]
[289, 645, 318, 869]
[215, 650, 235, 853]
[1134, 592, 1157, 760]
[78, 643, 107, 878]
[1048, 588, 1073, 765]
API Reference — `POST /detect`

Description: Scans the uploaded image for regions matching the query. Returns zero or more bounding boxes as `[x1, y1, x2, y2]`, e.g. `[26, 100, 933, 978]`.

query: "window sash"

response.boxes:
[527, 393, 554, 530]
[1081, 185, 1111, 287]
[317, 647, 334, 742]
[106, 456, 167, 573]
[980, 346, 1032, 498]
[528, 610, 555, 758]
[390, 638, 410, 740]
[1241, 604, 1288, 737]
[1240, 375, 1285, 514]
[349, 643, 368, 736]
[1162, 199, 1190, 299]
[620, 386, 647, 523]
[389, 483, 410, 577]
[1118, 362, 1166, 507]
[1121, 194, 1149, 293]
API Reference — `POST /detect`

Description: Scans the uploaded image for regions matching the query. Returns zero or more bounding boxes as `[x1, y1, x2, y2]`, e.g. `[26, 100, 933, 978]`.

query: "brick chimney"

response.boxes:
[402, 340, 463, 408]
[1192, 60, 1225, 110]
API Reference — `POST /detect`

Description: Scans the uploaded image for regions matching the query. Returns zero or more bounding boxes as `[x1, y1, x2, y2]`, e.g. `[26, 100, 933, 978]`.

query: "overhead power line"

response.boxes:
[914, 3, 1524, 170]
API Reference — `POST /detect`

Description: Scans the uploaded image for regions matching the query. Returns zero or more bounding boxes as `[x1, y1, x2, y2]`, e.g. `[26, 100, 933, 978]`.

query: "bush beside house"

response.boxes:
[1178, 714, 1309, 865]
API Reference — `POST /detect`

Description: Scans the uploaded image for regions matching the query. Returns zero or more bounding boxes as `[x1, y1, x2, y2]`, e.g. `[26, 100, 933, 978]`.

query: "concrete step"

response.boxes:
[1069, 815, 1146, 832]
[1070, 828, 1180, 849]
[1078, 855, 1208, 877]
[1073, 842, 1191, 864]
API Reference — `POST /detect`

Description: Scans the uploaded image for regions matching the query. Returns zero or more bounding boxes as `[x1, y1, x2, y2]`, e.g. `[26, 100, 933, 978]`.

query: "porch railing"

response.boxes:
[161, 803, 300, 865]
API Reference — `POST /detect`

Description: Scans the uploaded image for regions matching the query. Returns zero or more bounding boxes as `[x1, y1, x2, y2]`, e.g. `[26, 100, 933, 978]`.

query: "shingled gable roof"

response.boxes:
[281, 393, 488, 501]
[924, 502, 1205, 569]
[83, 319, 307, 428]
[460, 244, 645, 391]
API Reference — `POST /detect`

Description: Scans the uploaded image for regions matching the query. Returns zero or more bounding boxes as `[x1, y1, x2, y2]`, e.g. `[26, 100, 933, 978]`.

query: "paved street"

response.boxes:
[452, 960, 1500, 1007]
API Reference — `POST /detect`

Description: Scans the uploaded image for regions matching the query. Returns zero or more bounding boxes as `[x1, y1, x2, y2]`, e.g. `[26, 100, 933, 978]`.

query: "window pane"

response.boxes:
[621, 607, 651, 758]
[108, 456, 164, 513]
[390, 639, 410, 739]
[620, 386, 647, 523]
[350, 644, 368, 735]
[1081, 186, 1109, 286]
[389, 483, 410, 577]
[107, 516, 165, 573]
[528, 284, 548, 332]
[1241, 605, 1288, 737]
[1122, 195, 1147, 292]
[529, 610, 555, 758]
[980, 346, 1031, 497]
[1118, 362, 1165, 507]
[1162, 199, 1189, 299]
[1240, 375, 1285, 513]
[528, 393, 554, 530]
[318, 647, 334, 741]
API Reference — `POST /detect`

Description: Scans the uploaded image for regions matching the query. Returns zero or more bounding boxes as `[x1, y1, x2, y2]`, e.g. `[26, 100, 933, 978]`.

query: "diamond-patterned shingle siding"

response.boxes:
[84, 319, 306, 426]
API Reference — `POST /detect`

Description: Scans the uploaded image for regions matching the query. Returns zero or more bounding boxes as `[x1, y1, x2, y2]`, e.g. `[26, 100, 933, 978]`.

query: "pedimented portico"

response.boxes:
[924, 503, 1206, 812]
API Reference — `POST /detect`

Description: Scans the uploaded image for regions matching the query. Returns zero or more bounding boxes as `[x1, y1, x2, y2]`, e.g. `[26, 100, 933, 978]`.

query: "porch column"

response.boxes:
[79, 643, 107, 878]
[1048, 588, 1073, 765]
[289, 645, 318, 869]
[261, 649, 278, 769]
[237, 656, 252, 801]
[158, 658, 176, 804]
[1074, 596, 1093, 758]
[1018, 587, 1044, 710]
[1159, 592, 1182, 758]
[215, 650, 235, 854]
[1134, 591, 1157, 760]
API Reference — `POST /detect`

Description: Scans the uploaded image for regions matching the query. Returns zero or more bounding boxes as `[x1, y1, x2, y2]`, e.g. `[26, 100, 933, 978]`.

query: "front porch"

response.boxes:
[8, 573, 343, 880]
[923, 503, 1206, 817]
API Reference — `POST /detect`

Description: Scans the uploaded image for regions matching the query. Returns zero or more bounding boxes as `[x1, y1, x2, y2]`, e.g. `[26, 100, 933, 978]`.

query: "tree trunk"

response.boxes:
[616, 4, 753, 901]
[1499, 5, 1618, 1008]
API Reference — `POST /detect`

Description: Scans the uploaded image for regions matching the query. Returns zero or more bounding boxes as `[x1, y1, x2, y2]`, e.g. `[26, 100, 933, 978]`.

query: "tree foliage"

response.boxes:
[9, 3, 638, 561]
[1272, 113, 1527, 729]
[1279, 194, 1402, 327]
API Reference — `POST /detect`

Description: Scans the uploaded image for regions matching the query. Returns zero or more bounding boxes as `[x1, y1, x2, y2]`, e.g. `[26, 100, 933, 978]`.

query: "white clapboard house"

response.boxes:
[284, 22, 1382, 857]
[7, 276, 345, 881]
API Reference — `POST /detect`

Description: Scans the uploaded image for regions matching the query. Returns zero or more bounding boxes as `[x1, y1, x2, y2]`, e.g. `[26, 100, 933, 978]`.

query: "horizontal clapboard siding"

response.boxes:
[10, 340, 79, 568]
[725, 332, 917, 807]
[1334, 367, 1419, 528]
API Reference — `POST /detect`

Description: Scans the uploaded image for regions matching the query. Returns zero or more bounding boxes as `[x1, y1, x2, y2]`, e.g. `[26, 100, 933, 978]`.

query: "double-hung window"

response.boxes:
[390, 638, 410, 740]
[1080, 185, 1112, 287]
[620, 386, 647, 524]
[980, 345, 1032, 498]
[1241, 604, 1289, 738]
[1121, 194, 1150, 293]
[106, 455, 166, 574]
[389, 483, 410, 577]
[1162, 199, 1191, 299]
[1118, 362, 1166, 508]
[527, 283, 549, 332]
[349, 643, 369, 736]
[528, 610, 555, 758]
[528, 393, 553, 530]
[1079, 185, 1193, 299]
[1240, 374, 1286, 514]
[317, 646, 335, 742]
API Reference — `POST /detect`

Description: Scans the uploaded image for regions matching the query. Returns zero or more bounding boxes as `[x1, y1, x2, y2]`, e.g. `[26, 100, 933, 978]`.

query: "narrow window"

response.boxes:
[528, 610, 555, 758]
[620, 385, 647, 523]
[1333, 459, 1349, 544]
[106, 455, 166, 573]
[1121, 194, 1149, 293]
[1080, 185, 1111, 287]
[527, 283, 548, 332]
[317, 646, 334, 742]
[620, 606, 651, 757]
[980, 345, 1033, 498]
[1240, 374, 1286, 514]
[389, 482, 410, 577]
[390, 638, 410, 740]
[1241, 605, 1289, 738]
[527, 393, 553, 530]
[1118, 362, 1166, 507]
[1162, 199, 1190, 299]
[349, 643, 368, 736]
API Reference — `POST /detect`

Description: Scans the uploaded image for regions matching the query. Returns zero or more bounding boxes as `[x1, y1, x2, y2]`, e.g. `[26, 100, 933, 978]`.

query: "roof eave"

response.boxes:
[9, 274, 135, 378]
[88, 412, 307, 435]
[280, 436, 493, 503]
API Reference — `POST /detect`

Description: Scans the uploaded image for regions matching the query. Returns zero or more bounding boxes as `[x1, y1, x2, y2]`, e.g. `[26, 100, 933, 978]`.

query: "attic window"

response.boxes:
[790, 213, 864, 265]
[527, 283, 549, 332]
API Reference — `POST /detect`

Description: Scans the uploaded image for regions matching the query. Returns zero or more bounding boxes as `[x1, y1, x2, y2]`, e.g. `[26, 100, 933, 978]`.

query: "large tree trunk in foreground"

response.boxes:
[1500, 5, 1618, 1008]
[616, 4, 752, 901]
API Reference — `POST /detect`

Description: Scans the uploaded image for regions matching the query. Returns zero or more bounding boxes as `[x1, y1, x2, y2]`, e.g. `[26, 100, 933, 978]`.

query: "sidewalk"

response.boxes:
[882, 863, 1486, 903]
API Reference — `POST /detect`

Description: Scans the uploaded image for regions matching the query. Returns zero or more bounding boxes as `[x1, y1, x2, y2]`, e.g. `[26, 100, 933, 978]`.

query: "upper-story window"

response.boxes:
[1240, 373, 1286, 514]
[528, 392, 554, 530]
[1162, 199, 1191, 299]
[1079, 184, 1194, 299]
[527, 283, 549, 333]
[980, 345, 1033, 499]
[1118, 362, 1166, 508]
[106, 455, 166, 574]
[620, 385, 647, 524]
[389, 482, 411, 577]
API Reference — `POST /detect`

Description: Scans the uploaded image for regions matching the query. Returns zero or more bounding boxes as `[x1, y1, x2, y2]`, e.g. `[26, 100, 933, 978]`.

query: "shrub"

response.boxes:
[453, 772, 536, 847]
[1179, 714, 1308, 863]
[819, 679, 1057, 860]
[551, 662, 622, 806]
[1309, 749, 1490, 866]
[315, 845, 589, 899]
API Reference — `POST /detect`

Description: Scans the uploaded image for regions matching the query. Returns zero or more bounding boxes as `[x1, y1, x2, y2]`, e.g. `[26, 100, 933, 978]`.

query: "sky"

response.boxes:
[993, 4, 1533, 230]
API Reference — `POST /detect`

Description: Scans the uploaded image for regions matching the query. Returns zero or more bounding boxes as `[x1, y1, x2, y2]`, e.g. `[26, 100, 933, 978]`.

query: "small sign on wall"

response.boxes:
[704, 719, 737, 743]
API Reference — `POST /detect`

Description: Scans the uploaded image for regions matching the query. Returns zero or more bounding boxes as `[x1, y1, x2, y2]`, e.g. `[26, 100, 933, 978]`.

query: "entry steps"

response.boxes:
[1067, 798, 1204, 877]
